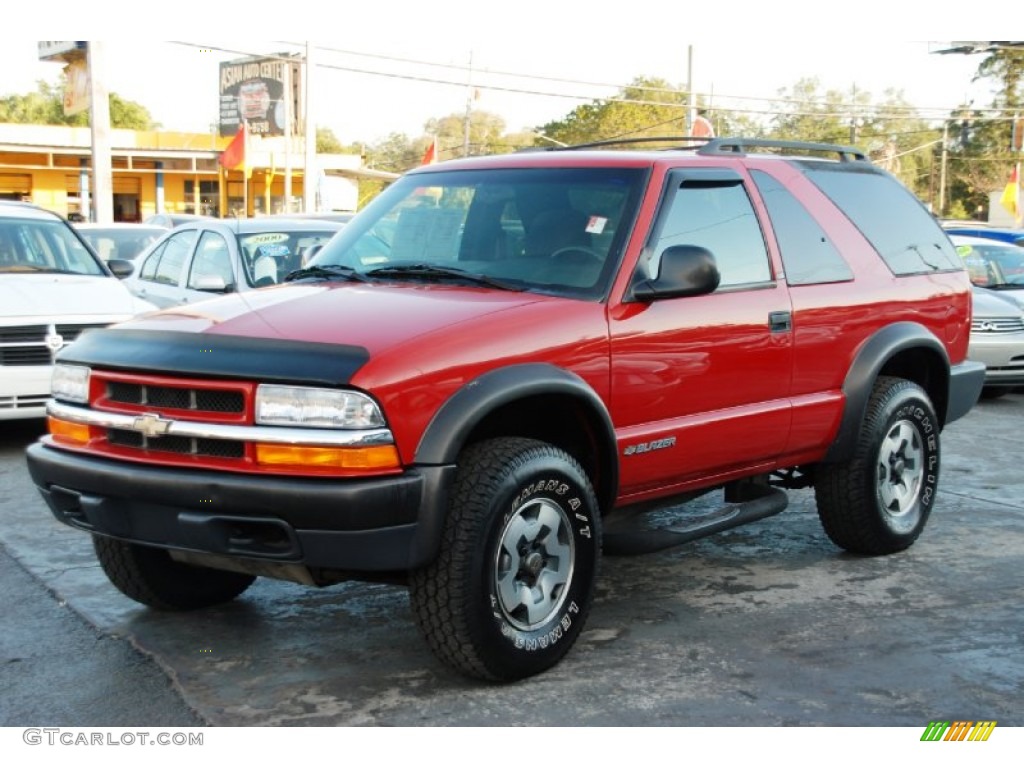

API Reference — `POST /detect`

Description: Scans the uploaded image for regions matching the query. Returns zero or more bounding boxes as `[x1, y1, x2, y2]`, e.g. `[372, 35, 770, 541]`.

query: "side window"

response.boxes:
[750, 170, 853, 285]
[187, 231, 232, 290]
[152, 231, 197, 286]
[803, 164, 962, 275]
[138, 240, 168, 281]
[651, 179, 771, 288]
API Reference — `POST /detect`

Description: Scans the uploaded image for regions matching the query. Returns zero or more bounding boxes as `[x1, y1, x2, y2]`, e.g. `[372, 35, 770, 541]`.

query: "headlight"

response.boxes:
[255, 385, 385, 429]
[51, 364, 91, 403]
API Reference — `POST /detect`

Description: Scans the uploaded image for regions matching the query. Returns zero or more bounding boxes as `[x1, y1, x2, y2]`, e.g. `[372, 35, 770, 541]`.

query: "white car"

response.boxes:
[0, 202, 156, 420]
[951, 233, 1024, 308]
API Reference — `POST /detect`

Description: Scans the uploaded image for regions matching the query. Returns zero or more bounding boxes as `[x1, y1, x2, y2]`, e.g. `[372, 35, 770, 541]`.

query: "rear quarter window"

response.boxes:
[750, 170, 853, 285]
[801, 163, 962, 276]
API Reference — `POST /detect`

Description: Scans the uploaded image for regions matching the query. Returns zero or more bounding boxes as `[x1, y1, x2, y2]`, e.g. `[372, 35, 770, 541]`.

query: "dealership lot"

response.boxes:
[1, 396, 1021, 727]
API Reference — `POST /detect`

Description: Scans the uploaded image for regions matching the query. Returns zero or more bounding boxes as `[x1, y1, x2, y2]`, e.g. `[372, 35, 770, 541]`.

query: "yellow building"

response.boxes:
[0, 123, 389, 221]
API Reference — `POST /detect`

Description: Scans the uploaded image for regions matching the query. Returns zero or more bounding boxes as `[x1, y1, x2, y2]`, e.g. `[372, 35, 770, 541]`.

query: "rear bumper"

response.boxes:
[26, 441, 454, 573]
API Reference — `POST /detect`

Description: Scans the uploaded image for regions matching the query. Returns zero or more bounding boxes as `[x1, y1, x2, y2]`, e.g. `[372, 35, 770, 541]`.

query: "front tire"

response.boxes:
[409, 438, 602, 681]
[93, 536, 256, 610]
[814, 376, 940, 555]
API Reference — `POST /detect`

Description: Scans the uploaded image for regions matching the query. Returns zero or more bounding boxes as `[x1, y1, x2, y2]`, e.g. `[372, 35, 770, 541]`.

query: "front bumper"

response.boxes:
[968, 335, 1024, 387]
[26, 441, 453, 573]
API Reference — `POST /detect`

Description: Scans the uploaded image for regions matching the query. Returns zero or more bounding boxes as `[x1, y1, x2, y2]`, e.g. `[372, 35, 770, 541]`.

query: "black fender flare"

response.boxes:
[414, 363, 619, 508]
[823, 322, 949, 464]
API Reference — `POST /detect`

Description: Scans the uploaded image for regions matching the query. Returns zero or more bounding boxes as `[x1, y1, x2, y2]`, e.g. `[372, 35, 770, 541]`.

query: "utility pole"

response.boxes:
[686, 45, 696, 135]
[938, 122, 949, 216]
[283, 58, 292, 214]
[87, 42, 114, 223]
[463, 51, 474, 158]
[303, 42, 316, 213]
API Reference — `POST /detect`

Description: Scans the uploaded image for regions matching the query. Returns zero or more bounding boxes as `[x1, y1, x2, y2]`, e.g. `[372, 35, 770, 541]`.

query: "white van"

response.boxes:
[0, 202, 156, 420]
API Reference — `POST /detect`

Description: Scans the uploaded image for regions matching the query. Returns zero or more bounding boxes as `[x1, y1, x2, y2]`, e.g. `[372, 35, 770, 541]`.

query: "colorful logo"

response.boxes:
[920, 721, 997, 742]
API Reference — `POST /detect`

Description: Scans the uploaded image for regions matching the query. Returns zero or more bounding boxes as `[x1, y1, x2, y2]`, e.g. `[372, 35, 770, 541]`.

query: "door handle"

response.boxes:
[768, 311, 791, 333]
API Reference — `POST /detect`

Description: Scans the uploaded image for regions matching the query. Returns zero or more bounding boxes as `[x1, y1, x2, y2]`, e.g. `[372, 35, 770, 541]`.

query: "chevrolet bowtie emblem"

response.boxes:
[132, 413, 172, 438]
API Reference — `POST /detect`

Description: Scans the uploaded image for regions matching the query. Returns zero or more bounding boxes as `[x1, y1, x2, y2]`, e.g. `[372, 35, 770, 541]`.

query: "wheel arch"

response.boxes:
[823, 322, 950, 464]
[414, 363, 619, 515]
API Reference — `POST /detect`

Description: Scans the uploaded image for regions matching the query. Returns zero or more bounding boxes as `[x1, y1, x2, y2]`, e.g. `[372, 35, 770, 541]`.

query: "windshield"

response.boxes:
[0, 216, 106, 276]
[955, 241, 1024, 289]
[305, 166, 646, 299]
[236, 229, 340, 287]
[79, 228, 165, 261]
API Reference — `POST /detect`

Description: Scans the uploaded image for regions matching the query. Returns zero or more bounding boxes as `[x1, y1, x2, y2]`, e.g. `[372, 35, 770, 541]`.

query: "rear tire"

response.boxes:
[814, 376, 940, 555]
[409, 438, 601, 681]
[93, 536, 255, 610]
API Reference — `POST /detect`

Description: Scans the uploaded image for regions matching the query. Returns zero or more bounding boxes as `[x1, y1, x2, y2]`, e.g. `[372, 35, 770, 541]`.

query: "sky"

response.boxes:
[0, 2, 1004, 147]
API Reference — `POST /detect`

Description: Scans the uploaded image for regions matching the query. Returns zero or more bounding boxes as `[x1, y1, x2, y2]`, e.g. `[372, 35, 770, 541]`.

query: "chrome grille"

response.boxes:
[971, 316, 1024, 334]
[0, 323, 105, 366]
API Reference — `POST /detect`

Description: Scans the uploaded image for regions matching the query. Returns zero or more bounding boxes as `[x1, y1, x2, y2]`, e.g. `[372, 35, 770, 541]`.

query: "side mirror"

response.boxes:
[106, 258, 135, 279]
[631, 244, 721, 301]
[193, 275, 233, 293]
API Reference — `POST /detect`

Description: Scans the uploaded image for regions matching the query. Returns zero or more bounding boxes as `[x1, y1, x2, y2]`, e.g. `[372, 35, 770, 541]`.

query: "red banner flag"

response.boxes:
[420, 138, 437, 166]
[219, 123, 247, 172]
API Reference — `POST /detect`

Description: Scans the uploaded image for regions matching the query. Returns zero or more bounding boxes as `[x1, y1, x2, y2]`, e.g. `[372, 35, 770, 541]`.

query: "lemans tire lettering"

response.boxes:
[497, 601, 580, 652]
[512, 478, 570, 509]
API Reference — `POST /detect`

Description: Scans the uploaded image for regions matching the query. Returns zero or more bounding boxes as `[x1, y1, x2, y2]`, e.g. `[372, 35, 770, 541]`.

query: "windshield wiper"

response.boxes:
[365, 264, 525, 291]
[283, 264, 369, 283]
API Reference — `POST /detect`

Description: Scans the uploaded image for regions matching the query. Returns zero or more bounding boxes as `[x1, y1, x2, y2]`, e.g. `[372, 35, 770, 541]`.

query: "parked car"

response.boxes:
[73, 222, 168, 263]
[264, 211, 356, 224]
[143, 213, 214, 229]
[951, 234, 1024, 307]
[123, 217, 343, 308]
[968, 286, 1024, 397]
[942, 220, 1024, 246]
[0, 201, 156, 420]
[27, 138, 984, 681]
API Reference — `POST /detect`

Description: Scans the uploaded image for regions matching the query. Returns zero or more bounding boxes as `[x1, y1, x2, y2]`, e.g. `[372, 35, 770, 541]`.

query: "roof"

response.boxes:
[187, 217, 345, 234]
[0, 200, 63, 221]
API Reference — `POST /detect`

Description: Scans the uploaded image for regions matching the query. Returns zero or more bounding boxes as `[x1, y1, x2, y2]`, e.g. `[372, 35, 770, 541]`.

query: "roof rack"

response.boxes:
[697, 138, 867, 162]
[515, 136, 867, 162]
[516, 136, 713, 153]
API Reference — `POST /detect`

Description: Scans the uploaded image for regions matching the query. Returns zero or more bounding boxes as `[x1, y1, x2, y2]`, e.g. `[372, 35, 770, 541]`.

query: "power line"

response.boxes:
[173, 41, 1018, 130]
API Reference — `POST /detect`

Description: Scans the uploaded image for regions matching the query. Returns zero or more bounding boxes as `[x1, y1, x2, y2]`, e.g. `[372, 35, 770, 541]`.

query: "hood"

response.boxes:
[0, 273, 156, 320]
[972, 286, 1024, 317]
[121, 282, 551, 353]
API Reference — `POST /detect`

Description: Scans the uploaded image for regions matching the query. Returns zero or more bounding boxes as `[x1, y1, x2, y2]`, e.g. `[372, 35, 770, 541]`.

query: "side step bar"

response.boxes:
[603, 486, 789, 555]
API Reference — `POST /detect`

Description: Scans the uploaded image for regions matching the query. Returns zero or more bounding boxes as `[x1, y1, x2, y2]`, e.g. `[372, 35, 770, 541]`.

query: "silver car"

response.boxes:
[969, 285, 1024, 398]
[123, 217, 343, 308]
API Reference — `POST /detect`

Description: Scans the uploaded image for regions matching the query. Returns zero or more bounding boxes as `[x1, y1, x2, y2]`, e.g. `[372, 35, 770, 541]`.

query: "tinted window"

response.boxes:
[803, 164, 961, 275]
[751, 170, 853, 285]
[649, 178, 771, 287]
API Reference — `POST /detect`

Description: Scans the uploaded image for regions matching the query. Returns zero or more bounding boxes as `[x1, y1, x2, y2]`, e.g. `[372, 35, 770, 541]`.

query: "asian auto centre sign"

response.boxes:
[219, 55, 301, 138]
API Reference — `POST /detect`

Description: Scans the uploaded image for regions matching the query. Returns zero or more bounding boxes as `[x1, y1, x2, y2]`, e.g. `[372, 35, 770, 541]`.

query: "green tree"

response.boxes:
[423, 110, 509, 160]
[0, 79, 156, 129]
[538, 77, 691, 146]
[943, 47, 1024, 219]
[316, 126, 345, 154]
